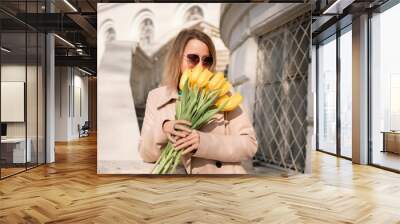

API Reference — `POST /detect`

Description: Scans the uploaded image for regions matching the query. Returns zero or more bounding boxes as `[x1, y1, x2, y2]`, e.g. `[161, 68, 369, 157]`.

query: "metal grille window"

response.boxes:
[254, 12, 311, 173]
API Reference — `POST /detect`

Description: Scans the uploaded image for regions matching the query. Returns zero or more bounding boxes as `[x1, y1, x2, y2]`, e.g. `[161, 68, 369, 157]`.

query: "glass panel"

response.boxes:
[318, 36, 337, 154]
[340, 28, 352, 158]
[1, 30, 28, 177]
[27, 31, 38, 169]
[371, 3, 400, 171]
[26, 0, 38, 169]
[38, 32, 45, 165]
[0, 1, 46, 179]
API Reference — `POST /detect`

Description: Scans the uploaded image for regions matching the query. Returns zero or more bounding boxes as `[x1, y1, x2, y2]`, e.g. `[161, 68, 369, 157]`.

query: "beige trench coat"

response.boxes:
[138, 86, 258, 174]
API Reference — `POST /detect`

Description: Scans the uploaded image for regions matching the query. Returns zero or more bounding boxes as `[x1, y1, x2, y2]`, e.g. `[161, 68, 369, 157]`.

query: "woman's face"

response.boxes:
[180, 38, 210, 73]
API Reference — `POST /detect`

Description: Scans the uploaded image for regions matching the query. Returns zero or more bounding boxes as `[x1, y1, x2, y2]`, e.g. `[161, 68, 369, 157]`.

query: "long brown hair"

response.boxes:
[162, 28, 216, 90]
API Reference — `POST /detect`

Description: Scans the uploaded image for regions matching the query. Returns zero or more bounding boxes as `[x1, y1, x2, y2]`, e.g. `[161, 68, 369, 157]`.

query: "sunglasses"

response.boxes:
[186, 54, 213, 67]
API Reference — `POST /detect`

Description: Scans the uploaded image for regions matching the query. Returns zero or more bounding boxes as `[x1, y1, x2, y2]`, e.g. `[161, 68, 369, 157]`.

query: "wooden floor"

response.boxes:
[1, 135, 400, 223]
[1, 167, 26, 178]
[372, 150, 400, 171]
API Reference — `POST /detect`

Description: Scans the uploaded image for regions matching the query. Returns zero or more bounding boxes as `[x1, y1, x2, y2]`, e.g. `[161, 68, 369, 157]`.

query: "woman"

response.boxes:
[138, 29, 258, 174]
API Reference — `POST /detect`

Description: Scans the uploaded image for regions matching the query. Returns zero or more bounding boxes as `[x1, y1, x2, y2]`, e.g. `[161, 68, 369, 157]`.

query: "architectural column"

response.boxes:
[352, 14, 369, 164]
[46, 31, 55, 163]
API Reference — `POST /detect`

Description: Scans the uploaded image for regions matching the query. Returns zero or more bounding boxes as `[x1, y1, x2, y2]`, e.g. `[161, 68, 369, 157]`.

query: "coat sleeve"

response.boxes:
[192, 105, 258, 163]
[138, 91, 172, 162]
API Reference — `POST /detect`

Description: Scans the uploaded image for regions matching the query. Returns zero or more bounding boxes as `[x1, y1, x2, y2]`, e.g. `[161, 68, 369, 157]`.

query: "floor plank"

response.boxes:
[0, 134, 400, 223]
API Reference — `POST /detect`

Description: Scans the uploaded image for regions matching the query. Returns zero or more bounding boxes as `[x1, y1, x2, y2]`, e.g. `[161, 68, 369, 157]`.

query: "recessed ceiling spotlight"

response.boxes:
[78, 67, 93, 76]
[63, 0, 78, 12]
[323, 0, 355, 15]
[1, 47, 11, 53]
[54, 34, 75, 48]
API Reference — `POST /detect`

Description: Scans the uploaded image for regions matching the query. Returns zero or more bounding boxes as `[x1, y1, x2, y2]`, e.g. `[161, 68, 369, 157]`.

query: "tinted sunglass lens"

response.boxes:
[202, 56, 213, 67]
[187, 54, 200, 65]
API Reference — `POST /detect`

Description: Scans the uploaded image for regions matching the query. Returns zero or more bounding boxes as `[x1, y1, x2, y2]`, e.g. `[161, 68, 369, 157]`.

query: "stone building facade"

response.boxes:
[220, 3, 313, 173]
[98, 3, 229, 110]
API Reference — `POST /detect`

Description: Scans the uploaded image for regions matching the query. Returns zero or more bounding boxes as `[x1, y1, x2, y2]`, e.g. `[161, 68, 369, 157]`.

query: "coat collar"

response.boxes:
[156, 86, 179, 109]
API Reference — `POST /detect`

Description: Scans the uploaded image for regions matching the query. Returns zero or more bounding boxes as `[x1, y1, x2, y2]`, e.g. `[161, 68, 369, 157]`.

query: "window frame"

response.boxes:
[315, 23, 353, 161]
[367, 0, 400, 173]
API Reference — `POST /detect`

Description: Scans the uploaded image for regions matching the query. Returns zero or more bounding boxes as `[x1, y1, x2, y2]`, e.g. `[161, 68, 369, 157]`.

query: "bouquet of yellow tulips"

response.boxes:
[151, 65, 243, 174]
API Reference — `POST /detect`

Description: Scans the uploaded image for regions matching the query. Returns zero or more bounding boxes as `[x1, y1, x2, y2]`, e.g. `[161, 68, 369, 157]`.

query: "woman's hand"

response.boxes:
[173, 129, 200, 155]
[162, 120, 192, 143]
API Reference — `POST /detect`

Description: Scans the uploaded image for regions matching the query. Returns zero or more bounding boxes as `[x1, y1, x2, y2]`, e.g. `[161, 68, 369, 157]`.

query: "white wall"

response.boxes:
[1, 63, 46, 164]
[55, 66, 70, 141]
[55, 67, 89, 141]
[72, 74, 89, 138]
[1, 65, 38, 138]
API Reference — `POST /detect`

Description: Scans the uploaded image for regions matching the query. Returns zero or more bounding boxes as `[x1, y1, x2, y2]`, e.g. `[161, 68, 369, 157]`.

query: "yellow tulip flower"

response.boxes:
[207, 72, 225, 90]
[219, 82, 232, 96]
[179, 69, 191, 90]
[197, 69, 213, 89]
[221, 93, 243, 112]
[190, 64, 204, 87]
[215, 95, 230, 109]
